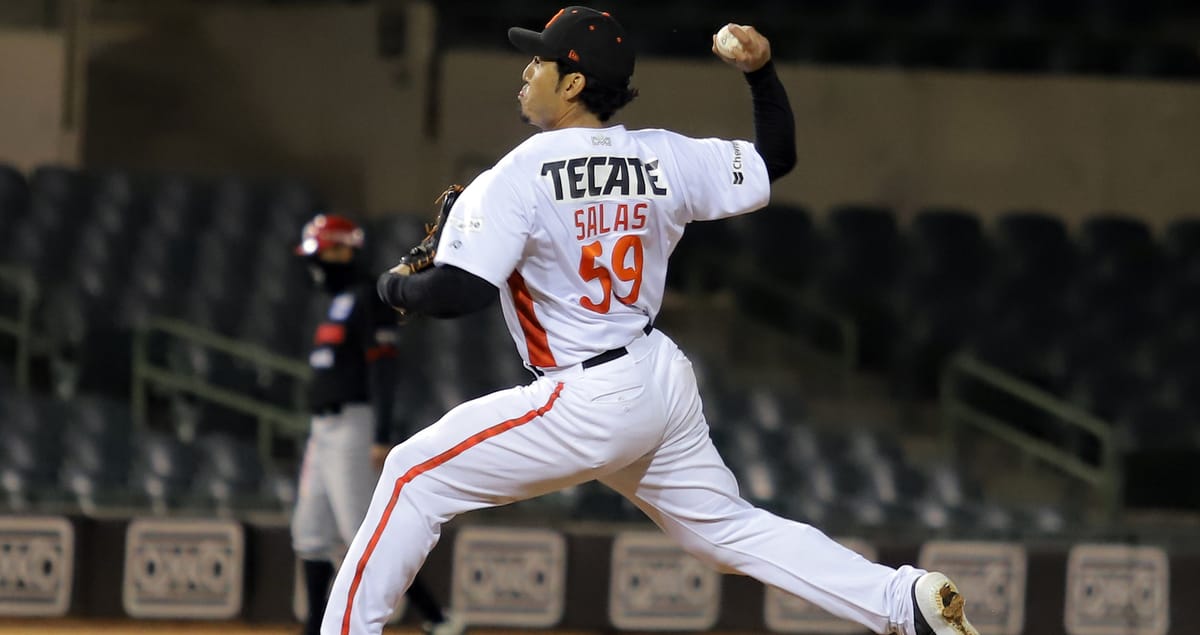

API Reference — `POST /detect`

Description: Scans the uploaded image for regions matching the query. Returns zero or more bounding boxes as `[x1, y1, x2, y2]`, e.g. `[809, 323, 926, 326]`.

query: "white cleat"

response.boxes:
[912, 572, 980, 635]
[424, 610, 467, 635]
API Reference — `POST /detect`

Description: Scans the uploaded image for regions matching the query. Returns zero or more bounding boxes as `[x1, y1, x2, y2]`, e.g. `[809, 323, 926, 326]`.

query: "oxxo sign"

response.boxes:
[0, 516, 74, 617]
[451, 526, 566, 628]
[1065, 544, 1169, 635]
[122, 518, 244, 619]
[919, 541, 1028, 635]
[609, 531, 721, 631]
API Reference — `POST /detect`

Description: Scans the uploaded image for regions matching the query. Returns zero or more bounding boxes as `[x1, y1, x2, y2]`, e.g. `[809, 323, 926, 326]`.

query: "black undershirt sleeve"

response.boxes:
[367, 354, 397, 444]
[377, 264, 498, 319]
[745, 61, 797, 182]
[363, 295, 399, 445]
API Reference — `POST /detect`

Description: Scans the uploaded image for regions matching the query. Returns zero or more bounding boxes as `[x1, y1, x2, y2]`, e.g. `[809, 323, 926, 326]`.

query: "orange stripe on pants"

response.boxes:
[340, 382, 565, 634]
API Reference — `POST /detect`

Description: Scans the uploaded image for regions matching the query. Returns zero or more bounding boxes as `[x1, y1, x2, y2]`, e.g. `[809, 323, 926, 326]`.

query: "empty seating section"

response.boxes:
[445, 0, 1200, 80]
[670, 199, 1200, 465]
[1, 157, 1195, 525]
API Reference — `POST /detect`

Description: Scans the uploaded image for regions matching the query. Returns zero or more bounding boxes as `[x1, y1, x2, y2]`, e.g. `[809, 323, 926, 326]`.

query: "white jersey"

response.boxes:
[435, 124, 770, 368]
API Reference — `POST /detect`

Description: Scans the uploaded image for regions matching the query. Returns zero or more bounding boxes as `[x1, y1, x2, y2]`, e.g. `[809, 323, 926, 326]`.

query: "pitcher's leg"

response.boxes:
[322, 380, 614, 635]
[603, 432, 920, 634]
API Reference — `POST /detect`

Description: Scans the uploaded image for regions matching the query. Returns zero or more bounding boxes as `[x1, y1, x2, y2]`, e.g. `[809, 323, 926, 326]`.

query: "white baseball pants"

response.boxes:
[292, 404, 377, 559]
[323, 330, 923, 635]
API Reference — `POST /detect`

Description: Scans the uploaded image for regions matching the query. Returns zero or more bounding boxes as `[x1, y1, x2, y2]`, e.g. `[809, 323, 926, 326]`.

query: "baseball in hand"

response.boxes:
[716, 24, 744, 57]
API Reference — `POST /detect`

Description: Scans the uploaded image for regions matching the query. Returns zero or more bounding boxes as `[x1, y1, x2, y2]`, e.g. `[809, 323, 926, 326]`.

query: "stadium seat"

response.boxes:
[1121, 42, 1200, 78]
[1077, 214, 1156, 268]
[29, 165, 88, 213]
[1161, 219, 1200, 314]
[738, 203, 816, 285]
[670, 217, 742, 293]
[889, 297, 981, 399]
[0, 396, 65, 510]
[194, 433, 266, 513]
[969, 35, 1054, 73]
[906, 207, 990, 293]
[990, 210, 1075, 306]
[147, 175, 206, 239]
[1048, 37, 1130, 75]
[817, 204, 901, 368]
[130, 432, 198, 513]
[570, 481, 640, 521]
[59, 403, 135, 512]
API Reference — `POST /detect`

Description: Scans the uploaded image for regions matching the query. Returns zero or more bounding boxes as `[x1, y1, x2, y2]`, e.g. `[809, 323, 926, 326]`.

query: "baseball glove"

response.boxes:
[390, 184, 464, 275]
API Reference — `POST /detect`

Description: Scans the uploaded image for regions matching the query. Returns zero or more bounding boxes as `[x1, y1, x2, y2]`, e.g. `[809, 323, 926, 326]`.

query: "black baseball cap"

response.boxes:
[508, 6, 635, 88]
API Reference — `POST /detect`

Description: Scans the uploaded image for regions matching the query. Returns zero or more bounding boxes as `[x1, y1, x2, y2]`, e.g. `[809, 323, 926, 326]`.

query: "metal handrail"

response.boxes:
[0, 264, 39, 390]
[132, 316, 312, 465]
[940, 353, 1121, 518]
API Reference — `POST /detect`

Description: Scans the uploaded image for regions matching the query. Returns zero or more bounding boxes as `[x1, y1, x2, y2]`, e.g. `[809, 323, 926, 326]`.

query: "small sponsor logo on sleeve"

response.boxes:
[329, 293, 356, 320]
[731, 141, 745, 185]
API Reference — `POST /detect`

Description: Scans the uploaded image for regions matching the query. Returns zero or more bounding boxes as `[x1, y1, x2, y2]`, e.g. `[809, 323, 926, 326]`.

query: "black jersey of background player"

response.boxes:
[308, 275, 399, 436]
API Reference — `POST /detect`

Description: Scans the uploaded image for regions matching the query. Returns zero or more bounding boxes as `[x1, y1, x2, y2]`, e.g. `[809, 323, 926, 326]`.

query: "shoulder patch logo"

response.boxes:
[329, 292, 356, 321]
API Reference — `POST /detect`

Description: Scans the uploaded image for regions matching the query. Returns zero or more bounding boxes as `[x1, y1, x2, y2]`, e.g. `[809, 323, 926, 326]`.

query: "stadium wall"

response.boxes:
[0, 514, 1198, 633]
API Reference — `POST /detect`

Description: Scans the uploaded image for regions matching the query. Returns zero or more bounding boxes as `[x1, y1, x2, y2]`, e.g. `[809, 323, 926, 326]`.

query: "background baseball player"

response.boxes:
[291, 214, 462, 635]
[325, 7, 977, 635]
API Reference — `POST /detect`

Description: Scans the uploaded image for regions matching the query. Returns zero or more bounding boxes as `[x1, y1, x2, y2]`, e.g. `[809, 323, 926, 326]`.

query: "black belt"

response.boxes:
[532, 322, 652, 377]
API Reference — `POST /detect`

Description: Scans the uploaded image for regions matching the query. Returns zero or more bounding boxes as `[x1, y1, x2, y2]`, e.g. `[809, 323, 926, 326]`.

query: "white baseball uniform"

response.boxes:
[323, 125, 924, 635]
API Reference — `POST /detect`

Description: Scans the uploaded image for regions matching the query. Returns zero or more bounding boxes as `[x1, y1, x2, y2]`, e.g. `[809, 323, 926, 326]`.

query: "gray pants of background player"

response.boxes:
[292, 404, 375, 558]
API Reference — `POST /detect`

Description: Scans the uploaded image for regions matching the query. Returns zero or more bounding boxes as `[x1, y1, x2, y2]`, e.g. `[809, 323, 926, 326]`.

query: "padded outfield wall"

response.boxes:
[1, 514, 1197, 633]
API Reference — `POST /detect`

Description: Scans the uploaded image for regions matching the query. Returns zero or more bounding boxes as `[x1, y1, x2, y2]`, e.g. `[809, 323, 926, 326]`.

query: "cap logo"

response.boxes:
[545, 8, 564, 28]
[568, 49, 580, 62]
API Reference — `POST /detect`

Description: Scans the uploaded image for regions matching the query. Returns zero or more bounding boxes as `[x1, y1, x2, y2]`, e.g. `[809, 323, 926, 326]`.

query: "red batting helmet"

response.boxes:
[294, 214, 364, 256]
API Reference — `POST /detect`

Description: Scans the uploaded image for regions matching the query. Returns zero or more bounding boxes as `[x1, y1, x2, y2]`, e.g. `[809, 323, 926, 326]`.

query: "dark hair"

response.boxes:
[556, 60, 638, 122]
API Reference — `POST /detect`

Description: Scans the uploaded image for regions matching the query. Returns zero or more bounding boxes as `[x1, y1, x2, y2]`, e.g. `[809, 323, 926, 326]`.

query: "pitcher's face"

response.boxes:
[518, 56, 579, 130]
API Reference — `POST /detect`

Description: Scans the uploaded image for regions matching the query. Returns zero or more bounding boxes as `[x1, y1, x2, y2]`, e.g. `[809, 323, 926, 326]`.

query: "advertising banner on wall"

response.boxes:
[122, 517, 244, 619]
[451, 526, 566, 628]
[609, 531, 721, 631]
[919, 541, 1027, 635]
[1065, 544, 1169, 635]
[0, 516, 74, 617]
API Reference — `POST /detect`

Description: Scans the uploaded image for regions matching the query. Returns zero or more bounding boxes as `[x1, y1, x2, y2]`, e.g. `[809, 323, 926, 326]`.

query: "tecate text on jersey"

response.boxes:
[541, 156, 669, 201]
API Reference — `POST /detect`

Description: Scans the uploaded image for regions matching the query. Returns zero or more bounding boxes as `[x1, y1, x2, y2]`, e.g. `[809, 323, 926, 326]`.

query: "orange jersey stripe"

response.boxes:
[340, 382, 565, 634]
[508, 270, 557, 367]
